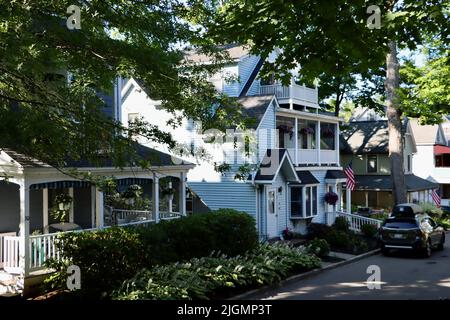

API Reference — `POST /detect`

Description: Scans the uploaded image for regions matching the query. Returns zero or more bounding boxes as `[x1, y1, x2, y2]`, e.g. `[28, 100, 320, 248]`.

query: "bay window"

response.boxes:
[290, 185, 319, 218]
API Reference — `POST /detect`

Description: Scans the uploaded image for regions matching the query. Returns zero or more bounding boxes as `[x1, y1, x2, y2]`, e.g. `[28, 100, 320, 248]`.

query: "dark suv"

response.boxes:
[379, 205, 445, 257]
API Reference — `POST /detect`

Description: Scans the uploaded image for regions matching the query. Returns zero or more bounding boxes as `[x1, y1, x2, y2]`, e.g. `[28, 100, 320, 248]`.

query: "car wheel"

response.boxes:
[437, 234, 445, 251]
[423, 240, 432, 258]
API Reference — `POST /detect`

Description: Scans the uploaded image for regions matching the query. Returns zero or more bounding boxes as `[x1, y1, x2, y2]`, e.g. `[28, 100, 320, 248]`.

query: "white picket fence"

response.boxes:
[326, 211, 382, 233]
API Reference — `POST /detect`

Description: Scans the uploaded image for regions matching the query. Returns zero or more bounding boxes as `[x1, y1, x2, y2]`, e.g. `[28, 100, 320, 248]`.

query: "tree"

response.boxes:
[207, 0, 449, 204]
[0, 0, 247, 172]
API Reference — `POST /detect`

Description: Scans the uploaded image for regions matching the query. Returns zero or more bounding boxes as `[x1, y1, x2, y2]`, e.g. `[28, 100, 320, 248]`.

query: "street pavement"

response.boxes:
[247, 236, 450, 300]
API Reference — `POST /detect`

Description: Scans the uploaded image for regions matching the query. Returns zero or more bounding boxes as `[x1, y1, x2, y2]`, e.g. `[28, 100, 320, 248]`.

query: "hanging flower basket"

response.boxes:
[324, 192, 338, 205]
[300, 127, 315, 135]
[321, 128, 335, 138]
[276, 125, 294, 139]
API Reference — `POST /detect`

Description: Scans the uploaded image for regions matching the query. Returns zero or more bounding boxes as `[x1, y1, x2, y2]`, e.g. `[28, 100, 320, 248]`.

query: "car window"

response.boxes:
[383, 219, 417, 228]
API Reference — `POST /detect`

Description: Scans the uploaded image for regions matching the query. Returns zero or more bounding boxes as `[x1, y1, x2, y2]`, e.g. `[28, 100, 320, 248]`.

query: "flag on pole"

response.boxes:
[344, 161, 356, 191]
[432, 189, 441, 207]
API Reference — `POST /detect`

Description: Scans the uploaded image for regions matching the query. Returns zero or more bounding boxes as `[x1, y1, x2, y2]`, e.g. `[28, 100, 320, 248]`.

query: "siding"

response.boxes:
[238, 55, 260, 95]
[257, 101, 276, 161]
[188, 182, 256, 218]
[222, 65, 240, 97]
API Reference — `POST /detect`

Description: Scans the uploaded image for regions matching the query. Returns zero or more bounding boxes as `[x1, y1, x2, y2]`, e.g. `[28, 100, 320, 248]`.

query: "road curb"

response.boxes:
[228, 248, 381, 300]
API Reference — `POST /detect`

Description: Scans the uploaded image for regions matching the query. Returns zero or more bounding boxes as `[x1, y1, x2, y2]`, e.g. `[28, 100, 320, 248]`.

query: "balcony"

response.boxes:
[287, 149, 339, 166]
[259, 83, 318, 107]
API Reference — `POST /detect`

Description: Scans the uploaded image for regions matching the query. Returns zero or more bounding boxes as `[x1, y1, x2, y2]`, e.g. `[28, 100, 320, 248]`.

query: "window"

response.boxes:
[128, 113, 139, 125]
[298, 120, 317, 149]
[320, 123, 336, 150]
[268, 190, 276, 214]
[290, 187, 303, 217]
[367, 155, 378, 173]
[276, 116, 295, 149]
[290, 186, 318, 218]
[407, 155, 411, 172]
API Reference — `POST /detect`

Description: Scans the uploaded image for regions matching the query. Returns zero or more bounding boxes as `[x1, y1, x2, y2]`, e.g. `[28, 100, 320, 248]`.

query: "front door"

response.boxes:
[266, 188, 278, 238]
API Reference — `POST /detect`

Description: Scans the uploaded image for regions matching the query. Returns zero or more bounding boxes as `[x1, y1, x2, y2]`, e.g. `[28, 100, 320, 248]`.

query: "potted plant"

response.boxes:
[321, 127, 335, 138]
[300, 127, 315, 135]
[276, 125, 294, 139]
[51, 193, 73, 223]
[324, 191, 339, 205]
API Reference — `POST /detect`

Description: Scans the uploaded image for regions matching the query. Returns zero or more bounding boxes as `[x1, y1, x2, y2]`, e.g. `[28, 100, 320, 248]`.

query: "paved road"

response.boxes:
[247, 236, 450, 300]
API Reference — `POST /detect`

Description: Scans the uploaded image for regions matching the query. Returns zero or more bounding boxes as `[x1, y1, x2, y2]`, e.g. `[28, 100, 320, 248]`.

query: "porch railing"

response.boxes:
[111, 209, 155, 225]
[29, 233, 60, 270]
[3, 236, 20, 273]
[326, 211, 382, 233]
[259, 83, 318, 104]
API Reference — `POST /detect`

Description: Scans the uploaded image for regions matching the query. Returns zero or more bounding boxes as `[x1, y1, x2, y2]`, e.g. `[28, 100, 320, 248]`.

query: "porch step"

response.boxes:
[0, 271, 22, 297]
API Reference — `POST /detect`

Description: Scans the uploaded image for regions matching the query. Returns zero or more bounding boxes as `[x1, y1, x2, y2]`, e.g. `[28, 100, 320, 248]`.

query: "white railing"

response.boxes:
[29, 233, 60, 270]
[260, 83, 318, 104]
[160, 212, 183, 220]
[297, 149, 319, 165]
[326, 211, 382, 233]
[0, 232, 16, 269]
[3, 236, 20, 273]
[320, 149, 338, 164]
[442, 199, 450, 207]
[111, 209, 154, 225]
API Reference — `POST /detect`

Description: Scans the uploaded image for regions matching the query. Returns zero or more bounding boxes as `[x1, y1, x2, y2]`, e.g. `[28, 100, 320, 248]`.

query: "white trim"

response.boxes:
[276, 107, 341, 122]
[42, 188, 48, 233]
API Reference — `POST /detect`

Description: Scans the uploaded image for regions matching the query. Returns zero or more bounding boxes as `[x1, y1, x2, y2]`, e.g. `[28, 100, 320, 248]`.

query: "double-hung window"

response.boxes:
[290, 185, 318, 218]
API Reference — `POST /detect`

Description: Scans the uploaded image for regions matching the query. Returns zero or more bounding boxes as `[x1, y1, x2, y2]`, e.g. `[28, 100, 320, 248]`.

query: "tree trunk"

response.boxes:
[386, 41, 407, 204]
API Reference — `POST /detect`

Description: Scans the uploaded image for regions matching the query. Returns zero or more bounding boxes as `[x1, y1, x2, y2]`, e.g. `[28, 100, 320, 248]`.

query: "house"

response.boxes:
[0, 145, 194, 295]
[410, 119, 450, 211]
[442, 116, 450, 146]
[340, 120, 438, 211]
[116, 44, 348, 239]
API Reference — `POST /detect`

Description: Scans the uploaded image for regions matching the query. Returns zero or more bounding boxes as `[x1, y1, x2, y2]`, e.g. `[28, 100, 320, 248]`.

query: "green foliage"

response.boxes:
[360, 224, 379, 238]
[306, 223, 333, 240]
[138, 209, 258, 265]
[333, 217, 350, 232]
[307, 238, 330, 258]
[45, 209, 258, 297]
[112, 243, 321, 300]
[420, 202, 444, 218]
[326, 230, 352, 249]
[44, 227, 146, 298]
[105, 184, 151, 211]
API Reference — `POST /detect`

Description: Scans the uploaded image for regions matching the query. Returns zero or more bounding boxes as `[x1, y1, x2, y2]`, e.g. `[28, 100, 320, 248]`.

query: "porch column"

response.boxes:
[346, 188, 352, 214]
[90, 186, 96, 228]
[42, 188, 48, 233]
[68, 187, 74, 223]
[294, 117, 298, 166]
[179, 172, 187, 216]
[317, 121, 321, 166]
[152, 173, 160, 222]
[18, 180, 30, 277]
[95, 187, 104, 229]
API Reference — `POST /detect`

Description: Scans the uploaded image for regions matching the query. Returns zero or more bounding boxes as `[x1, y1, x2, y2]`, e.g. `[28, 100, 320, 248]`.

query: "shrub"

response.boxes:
[360, 224, 379, 238]
[421, 202, 444, 218]
[306, 223, 333, 240]
[333, 216, 350, 232]
[352, 238, 369, 254]
[45, 227, 146, 298]
[112, 243, 321, 300]
[307, 238, 330, 258]
[45, 209, 258, 297]
[326, 230, 352, 249]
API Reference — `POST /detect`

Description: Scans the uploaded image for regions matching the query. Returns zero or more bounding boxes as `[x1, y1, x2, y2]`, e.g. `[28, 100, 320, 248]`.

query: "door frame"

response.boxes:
[266, 187, 278, 238]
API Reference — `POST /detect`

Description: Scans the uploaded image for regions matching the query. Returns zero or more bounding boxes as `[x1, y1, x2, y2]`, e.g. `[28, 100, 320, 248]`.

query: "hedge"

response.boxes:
[44, 209, 258, 298]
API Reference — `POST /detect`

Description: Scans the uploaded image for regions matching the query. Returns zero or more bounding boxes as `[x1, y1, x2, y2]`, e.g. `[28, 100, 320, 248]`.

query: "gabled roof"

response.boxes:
[1, 144, 193, 170]
[340, 121, 390, 154]
[185, 44, 250, 64]
[293, 170, 319, 185]
[409, 119, 447, 146]
[238, 95, 274, 129]
[253, 149, 299, 183]
[325, 170, 347, 180]
[345, 174, 438, 192]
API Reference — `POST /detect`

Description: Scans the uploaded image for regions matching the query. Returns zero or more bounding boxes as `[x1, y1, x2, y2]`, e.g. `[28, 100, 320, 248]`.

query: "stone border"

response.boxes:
[228, 248, 381, 300]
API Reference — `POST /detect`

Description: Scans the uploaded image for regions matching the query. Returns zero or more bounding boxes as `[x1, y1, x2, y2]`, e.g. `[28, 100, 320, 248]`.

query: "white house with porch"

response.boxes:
[0, 145, 194, 296]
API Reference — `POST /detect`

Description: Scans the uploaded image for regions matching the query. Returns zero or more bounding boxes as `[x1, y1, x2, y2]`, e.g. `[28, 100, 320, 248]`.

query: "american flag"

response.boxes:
[344, 161, 356, 191]
[432, 189, 441, 207]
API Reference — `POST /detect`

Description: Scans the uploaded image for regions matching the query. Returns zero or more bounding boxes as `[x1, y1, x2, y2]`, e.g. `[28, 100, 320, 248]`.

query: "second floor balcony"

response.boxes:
[260, 82, 319, 108]
[276, 115, 339, 167]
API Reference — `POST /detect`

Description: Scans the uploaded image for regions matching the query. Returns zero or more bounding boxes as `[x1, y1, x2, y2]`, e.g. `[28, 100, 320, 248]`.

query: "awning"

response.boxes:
[30, 180, 91, 190]
[434, 145, 450, 155]
[293, 170, 319, 185]
[325, 170, 347, 182]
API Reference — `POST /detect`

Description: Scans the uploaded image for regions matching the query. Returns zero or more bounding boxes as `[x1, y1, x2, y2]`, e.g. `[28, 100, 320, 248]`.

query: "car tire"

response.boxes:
[437, 235, 445, 251]
[422, 240, 432, 258]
